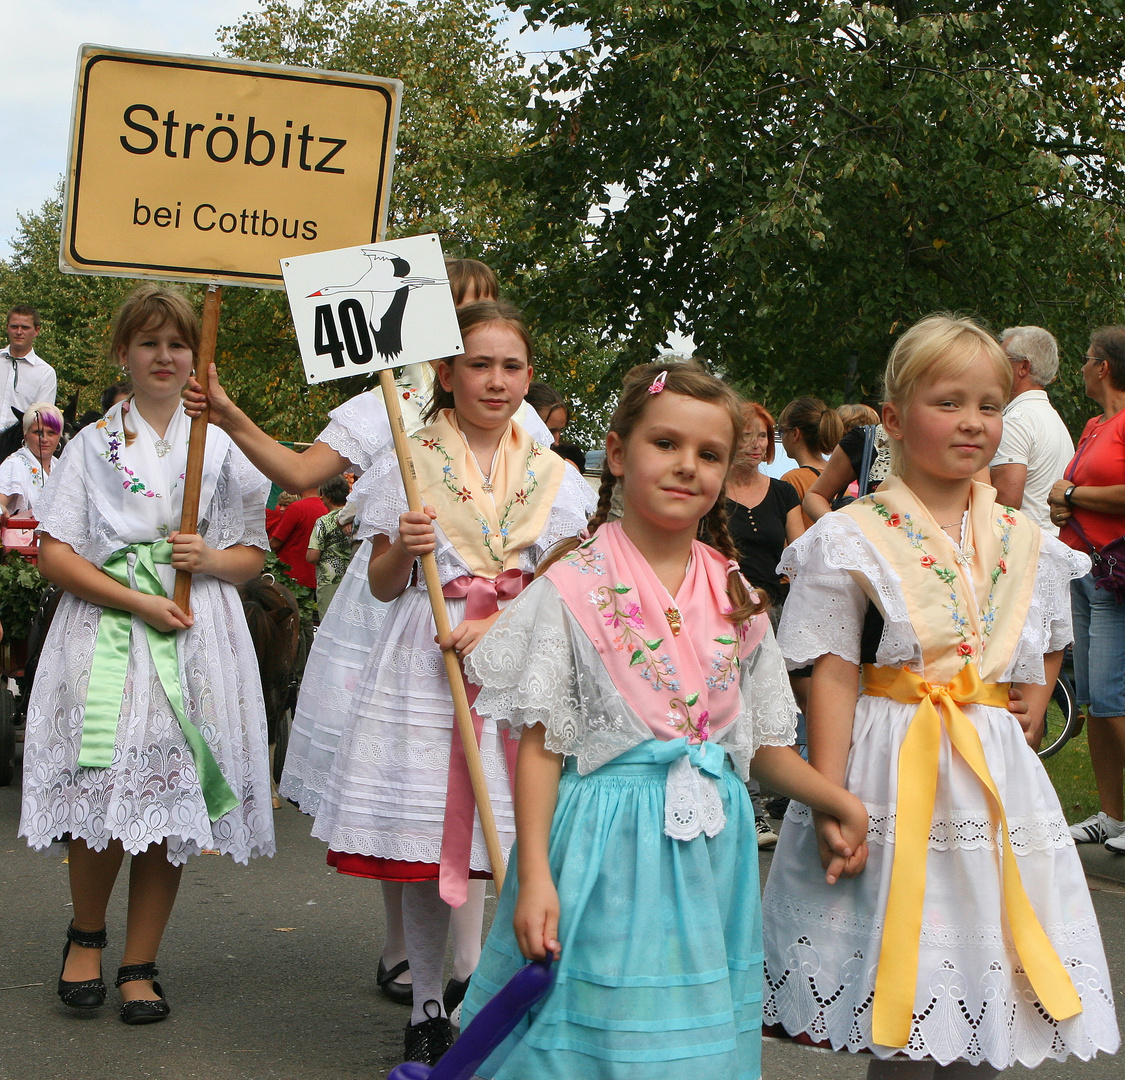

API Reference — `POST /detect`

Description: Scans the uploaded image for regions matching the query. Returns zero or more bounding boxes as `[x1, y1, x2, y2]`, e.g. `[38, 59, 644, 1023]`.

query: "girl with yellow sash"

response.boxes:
[308, 301, 594, 1065]
[761, 315, 1119, 1074]
[19, 286, 274, 1024]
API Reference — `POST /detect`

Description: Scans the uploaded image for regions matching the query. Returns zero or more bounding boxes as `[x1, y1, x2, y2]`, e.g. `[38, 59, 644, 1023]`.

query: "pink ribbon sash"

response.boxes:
[439, 568, 531, 906]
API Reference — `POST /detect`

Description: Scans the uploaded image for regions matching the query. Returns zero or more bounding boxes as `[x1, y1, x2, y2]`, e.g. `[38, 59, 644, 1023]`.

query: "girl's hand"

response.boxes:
[135, 593, 193, 633]
[169, 531, 214, 576]
[814, 793, 869, 884]
[183, 364, 236, 427]
[513, 876, 561, 961]
[439, 612, 501, 658]
[399, 507, 437, 558]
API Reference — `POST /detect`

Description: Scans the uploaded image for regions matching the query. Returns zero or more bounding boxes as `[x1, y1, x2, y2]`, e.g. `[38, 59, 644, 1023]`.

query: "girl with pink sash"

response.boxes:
[761, 316, 1119, 1075]
[308, 302, 594, 1065]
[459, 361, 868, 1080]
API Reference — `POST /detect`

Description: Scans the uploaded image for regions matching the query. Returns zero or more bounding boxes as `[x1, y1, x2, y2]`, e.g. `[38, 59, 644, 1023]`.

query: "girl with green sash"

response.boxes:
[19, 286, 275, 1025]
[761, 316, 1118, 1074]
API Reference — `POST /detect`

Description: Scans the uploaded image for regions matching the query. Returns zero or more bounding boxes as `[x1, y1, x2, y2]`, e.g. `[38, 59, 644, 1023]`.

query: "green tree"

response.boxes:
[1, 1, 580, 444]
[495, 1, 1125, 418]
[0, 188, 131, 417]
[220, 0, 528, 250]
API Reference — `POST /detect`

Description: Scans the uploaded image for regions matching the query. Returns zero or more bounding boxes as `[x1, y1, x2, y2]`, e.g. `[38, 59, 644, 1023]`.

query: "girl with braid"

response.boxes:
[458, 361, 868, 1080]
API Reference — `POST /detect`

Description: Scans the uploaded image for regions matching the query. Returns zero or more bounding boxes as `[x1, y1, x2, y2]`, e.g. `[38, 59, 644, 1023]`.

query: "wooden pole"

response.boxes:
[173, 283, 222, 615]
[378, 367, 507, 894]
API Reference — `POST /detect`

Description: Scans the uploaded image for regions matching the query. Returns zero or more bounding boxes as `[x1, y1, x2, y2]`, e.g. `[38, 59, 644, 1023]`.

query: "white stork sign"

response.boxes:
[281, 232, 463, 384]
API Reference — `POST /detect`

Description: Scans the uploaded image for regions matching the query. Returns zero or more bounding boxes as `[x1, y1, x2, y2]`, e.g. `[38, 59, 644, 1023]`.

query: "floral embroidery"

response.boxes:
[411, 431, 543, 568]
[869, 497, 1014, 666]
[99, 423, 160, 499]
[588, 581, 737, 742]
[562, 537, 605, 576]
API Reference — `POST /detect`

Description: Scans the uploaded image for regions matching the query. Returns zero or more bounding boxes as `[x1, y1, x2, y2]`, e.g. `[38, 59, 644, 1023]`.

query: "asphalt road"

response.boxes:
[2, 758, 1123, 1079]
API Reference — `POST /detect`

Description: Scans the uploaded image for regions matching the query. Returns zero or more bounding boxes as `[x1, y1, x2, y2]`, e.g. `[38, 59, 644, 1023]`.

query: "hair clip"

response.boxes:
[648, 370, 669, 394]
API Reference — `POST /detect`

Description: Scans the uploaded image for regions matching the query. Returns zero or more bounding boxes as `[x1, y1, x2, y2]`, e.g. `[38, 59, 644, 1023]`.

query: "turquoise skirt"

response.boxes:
[461, 740, 763, 1080]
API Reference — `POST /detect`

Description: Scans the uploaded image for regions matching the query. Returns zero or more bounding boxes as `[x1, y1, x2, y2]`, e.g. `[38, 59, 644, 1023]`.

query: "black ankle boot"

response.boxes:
[57, 922, 107, 1010]
[115, 962, 171, 1025]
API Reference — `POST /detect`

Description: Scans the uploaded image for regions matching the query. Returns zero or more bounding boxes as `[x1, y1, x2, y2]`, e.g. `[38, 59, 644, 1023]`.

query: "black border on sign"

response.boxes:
[67, 52, 395, 281]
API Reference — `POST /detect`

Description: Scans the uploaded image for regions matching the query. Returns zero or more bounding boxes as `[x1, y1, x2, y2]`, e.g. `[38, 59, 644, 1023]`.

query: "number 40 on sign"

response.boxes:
[281, 233, 463, 384]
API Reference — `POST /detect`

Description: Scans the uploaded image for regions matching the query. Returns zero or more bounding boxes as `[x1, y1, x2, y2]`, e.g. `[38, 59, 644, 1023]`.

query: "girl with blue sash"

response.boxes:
[461, 361, 868, 1079]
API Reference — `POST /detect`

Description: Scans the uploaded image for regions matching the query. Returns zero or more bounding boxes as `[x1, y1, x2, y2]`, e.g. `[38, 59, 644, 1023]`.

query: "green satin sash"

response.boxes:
[77, 540, 239, 822]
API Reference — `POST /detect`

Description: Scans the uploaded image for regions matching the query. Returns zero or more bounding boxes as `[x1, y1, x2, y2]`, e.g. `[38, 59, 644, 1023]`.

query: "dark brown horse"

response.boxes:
[1, 574, 304, 788]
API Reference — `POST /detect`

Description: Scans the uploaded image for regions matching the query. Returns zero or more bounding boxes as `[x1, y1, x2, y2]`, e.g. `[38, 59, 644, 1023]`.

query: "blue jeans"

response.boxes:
[1071, 573, 1125, 717]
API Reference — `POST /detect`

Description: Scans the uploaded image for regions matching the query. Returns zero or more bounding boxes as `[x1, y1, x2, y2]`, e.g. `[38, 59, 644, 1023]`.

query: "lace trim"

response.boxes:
[778, 516, 1088, 681]
[762, 906, 1118, 1067]
[316, 827, 498, 870]
[784, 802, 1074, 854]
[663, 754, 725, 839]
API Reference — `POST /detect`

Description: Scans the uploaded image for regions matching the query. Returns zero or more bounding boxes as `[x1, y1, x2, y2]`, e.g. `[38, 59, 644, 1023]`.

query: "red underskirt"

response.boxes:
[326, 850, 493, 882]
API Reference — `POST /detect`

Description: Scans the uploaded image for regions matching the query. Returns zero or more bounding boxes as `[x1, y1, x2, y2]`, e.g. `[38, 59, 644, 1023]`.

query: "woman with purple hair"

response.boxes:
[0, 401, 63, 518]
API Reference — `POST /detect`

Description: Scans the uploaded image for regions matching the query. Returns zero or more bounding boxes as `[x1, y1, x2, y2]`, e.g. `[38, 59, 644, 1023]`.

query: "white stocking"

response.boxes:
[402, 880, 452, 1025]
[449, 878, 486, 982]
[380, 880, 409, 974]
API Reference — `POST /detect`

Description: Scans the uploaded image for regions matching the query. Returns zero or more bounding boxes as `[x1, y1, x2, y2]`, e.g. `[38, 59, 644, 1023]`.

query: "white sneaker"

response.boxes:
[1070, 811, 1125, 844]
[756, 817, 779, 849]
[1105, 833, 1125, 855]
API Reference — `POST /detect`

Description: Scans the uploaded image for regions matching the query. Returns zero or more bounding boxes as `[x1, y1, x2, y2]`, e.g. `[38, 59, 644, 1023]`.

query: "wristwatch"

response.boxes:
[1063, 484, 1078, 507]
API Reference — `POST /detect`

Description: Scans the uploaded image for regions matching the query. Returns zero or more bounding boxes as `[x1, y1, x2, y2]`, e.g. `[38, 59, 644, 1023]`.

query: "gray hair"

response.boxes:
[1000, 325, 1059, 387]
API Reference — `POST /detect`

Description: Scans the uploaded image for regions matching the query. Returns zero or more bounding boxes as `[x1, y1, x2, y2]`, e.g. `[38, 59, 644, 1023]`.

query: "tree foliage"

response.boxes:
[0, 187, 130, 416]
[220, 0, 528, 250]
[496, 1, 1125, 422]
[1, 1, 573, 443]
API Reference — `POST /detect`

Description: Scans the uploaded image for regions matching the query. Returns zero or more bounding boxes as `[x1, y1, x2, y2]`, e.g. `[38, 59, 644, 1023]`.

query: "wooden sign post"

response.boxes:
[282, 234, 507, 894]
[61, 44, 401, 613]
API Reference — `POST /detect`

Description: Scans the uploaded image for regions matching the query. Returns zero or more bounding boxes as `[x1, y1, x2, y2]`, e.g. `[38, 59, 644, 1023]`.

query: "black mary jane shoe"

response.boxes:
[443, 975, 470, 1015]
[404, 999, 454, 1067]
[115, 963, 171, 1026]
[377, 957, 413, 1006]
[57, 922, 108, 1010]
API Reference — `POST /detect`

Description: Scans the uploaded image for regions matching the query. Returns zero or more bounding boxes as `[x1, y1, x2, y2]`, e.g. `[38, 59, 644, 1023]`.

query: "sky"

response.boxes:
[0, 0, 578, 261]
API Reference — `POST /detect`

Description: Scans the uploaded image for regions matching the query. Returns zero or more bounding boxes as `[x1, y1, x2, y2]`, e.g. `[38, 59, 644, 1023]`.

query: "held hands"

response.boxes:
[813, 793, 869, 885]
[513, 876, 562, 962]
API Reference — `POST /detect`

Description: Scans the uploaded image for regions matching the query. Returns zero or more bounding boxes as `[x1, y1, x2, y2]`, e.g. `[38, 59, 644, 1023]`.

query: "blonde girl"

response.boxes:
[761, 315, 1119, 1075]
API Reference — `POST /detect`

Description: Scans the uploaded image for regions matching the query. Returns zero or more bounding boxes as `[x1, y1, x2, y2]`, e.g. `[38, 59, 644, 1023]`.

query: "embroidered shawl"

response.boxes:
[80, 401, 230, 584]
[546, 522, 767, 742]
[840, 476, 1040, 685]
[409, 409, 564, 578]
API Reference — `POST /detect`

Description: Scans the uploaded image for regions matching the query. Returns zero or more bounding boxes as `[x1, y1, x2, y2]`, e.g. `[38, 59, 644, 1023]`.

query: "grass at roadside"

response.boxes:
[1041, 721, 1099, 825]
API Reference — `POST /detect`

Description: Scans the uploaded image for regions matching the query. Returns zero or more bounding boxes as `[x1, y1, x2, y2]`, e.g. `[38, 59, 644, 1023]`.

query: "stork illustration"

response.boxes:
[308, 249, 446, 363]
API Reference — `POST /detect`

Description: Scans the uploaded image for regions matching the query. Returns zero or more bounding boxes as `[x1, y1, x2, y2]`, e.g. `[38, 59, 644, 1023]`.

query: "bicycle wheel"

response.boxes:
[1038, 673, 1081, 759]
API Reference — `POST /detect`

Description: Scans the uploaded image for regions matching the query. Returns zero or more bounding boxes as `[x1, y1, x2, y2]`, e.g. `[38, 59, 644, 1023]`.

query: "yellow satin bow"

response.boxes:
[862, 663, 1082, 1049]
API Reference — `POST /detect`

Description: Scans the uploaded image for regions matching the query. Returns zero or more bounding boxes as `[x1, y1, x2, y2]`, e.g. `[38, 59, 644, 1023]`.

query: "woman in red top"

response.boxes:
[1049, 326, 1125, 852]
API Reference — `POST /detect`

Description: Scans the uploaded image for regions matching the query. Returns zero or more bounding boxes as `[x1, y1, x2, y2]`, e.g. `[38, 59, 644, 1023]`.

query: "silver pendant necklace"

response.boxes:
[154, 437, 172, 458]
